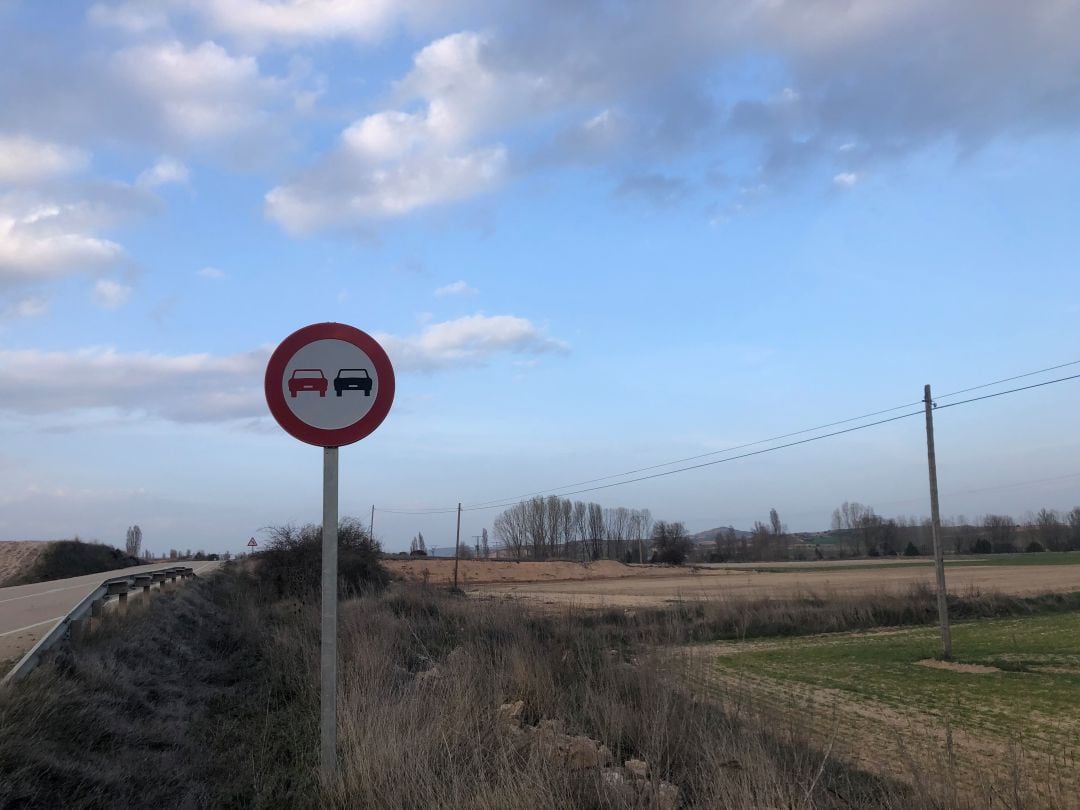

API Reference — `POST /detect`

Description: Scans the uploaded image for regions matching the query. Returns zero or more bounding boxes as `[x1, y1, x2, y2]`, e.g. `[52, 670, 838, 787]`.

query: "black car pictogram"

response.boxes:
[334, 368, 372, 396]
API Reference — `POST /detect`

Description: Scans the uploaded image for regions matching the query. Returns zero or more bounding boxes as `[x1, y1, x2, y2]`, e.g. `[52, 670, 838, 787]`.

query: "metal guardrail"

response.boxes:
[1, 566, 196, 685]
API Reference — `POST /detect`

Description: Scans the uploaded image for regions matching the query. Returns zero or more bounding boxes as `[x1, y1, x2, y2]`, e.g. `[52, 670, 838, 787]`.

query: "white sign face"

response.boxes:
[280, 338, 380, 430]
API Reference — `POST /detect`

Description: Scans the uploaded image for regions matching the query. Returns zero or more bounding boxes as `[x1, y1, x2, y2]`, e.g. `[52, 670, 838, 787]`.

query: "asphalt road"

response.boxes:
[0, 560, 220, 666]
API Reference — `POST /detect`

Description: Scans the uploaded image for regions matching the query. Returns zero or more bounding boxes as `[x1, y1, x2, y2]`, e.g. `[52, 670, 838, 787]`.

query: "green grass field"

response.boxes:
[700, 611, 1080, 798]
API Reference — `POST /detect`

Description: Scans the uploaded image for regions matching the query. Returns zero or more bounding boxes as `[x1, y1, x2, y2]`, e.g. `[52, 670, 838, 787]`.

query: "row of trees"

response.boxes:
[494, 496, 654, 561]
[828, 502, 1080, 556]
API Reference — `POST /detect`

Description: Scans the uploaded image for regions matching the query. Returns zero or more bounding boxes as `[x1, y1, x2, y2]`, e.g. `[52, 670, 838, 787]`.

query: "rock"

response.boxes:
[498, 700, 525, 727]
[601, 768, 627, 789]
[625, 758, 648, 780]
[596, 744, 614, 767]
[656, 781, 679, 810]
[565, 736, 600, 769]
[415, 666, 440, 684]
[446, 646, 470, 669]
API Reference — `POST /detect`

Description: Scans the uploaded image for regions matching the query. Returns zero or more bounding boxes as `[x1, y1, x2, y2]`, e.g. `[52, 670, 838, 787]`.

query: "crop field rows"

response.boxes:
[682, 612, 1080, 808]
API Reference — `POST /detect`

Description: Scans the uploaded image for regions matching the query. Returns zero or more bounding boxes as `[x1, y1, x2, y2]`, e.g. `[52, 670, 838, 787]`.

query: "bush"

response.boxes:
[1026, 540, 1045, 553]
[970, 538, 993, 554]
[258, 518, 389, 600]
[903, 542, 920, 557]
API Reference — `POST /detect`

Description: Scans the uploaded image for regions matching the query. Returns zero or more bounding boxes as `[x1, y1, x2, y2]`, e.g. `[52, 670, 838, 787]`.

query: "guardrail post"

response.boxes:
[90, 598, 104, 618]
[106, 581, 130, 612]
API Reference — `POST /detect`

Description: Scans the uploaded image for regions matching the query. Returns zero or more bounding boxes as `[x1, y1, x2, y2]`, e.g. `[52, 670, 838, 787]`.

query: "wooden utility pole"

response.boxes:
[923, 384, 953, 660]
[452, 502, 462, 590]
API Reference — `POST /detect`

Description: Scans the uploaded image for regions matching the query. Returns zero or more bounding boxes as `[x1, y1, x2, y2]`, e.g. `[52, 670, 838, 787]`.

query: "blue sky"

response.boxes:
[1, 1, 1079, 555]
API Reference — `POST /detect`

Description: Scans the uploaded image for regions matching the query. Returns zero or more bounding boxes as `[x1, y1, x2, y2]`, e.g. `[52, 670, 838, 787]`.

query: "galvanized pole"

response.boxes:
[369, 503, 375, 539]
[321, 447, 339, 776]
[923, 385, 953, 660]
[453, 502, 462, 590]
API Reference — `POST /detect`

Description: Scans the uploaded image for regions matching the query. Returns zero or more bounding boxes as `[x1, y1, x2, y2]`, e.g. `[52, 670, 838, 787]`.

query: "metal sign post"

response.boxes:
[321, 446, 339, 773]
[265, 322, 395, 779]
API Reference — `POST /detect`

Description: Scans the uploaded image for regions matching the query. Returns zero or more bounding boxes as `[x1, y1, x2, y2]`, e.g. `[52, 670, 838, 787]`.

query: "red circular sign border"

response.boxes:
[265, 322, 395, 447]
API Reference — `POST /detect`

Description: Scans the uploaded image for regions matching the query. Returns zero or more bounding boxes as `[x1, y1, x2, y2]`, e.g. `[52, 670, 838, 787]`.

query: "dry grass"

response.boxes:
[2, 564, 1074, 808]
[470, 561, 1080, 606]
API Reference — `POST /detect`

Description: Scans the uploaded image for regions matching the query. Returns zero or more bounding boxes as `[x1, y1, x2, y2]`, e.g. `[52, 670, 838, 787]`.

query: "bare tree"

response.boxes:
[1035, 508, 1066, 551]
[983, 515, 1018, 553]
[1068, 507, 1080, 551]
[481, 528, 490, 558]
[494, 504, 528, 559]
[572, 501, 588, 559]
[769, 508, 783, 537]
[652, 521, 693, 565]
[125, 524, 142, 558]
[586, 502, 605, 560]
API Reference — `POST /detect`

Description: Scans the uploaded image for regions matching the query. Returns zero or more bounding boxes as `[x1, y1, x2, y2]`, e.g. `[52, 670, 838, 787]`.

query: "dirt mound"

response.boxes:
[0, 541, 52, 586]
[1, 540, 140, 586]
[383, 558, 642, 586]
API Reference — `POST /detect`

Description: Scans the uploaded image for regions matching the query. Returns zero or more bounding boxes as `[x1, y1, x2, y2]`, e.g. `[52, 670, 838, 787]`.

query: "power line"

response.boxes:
[374, 361, 1080, 517]
[935, 358, 1080, 401]
[464, 398, 924, 509]
[934, 372, 1080, 411]
[460, 409, 925, 512]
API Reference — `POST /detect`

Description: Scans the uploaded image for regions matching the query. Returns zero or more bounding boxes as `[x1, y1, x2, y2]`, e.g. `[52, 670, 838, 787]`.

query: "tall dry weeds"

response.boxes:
[2, 567, 1073, 808]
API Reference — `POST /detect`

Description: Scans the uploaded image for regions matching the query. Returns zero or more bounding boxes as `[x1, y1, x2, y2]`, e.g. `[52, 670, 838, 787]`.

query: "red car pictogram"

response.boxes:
[288, 368, 328, 397]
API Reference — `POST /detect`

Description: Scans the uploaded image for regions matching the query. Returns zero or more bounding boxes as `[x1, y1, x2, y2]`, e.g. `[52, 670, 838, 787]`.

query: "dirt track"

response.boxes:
[385, 558, 1080, 607]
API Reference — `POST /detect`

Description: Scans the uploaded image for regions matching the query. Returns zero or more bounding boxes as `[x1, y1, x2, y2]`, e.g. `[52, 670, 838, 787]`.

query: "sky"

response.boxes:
[1, 0, 1079, 556]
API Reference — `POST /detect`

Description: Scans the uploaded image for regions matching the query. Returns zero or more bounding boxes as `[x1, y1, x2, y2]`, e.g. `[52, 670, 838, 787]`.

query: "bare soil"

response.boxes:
[384, 558, 659, 586]
[458, 561, 1080, 607]
[914, 658, 1001, 674]
[0, 541, 51, 586]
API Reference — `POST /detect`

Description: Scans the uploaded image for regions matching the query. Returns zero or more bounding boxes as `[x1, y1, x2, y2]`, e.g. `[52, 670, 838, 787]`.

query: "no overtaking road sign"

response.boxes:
[264, 321, 395, 776]
[264, 322, 395, 447]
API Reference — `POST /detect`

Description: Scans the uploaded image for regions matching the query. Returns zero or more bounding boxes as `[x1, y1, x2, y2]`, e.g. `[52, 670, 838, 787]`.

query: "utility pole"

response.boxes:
[923, 384, 953, 660]
[452, 502, 462, 591]
[369, 504, 375, 539]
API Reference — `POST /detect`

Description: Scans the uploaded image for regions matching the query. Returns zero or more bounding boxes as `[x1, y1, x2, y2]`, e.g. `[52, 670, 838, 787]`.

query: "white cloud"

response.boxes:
[136, 157, 189, 188]
[197, 265, 226, 280]
[0, 345, 269, 423]
[0, 194, 124, 284]
[0, 314, 565, 422]
[91, 278, 133, 309]
[189, 0, 401, 44]
[111, 40, 277, 144]
[0, 135, 88, 184]
[1, 296, 50, 319]
[832, 172, 860, 189]
[434, 280, 478, 297]
[87, 3, 169, 32]
[375, 313, 567, 371]
[265, 30, 552, 233]
[266, 146, 506, 233]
